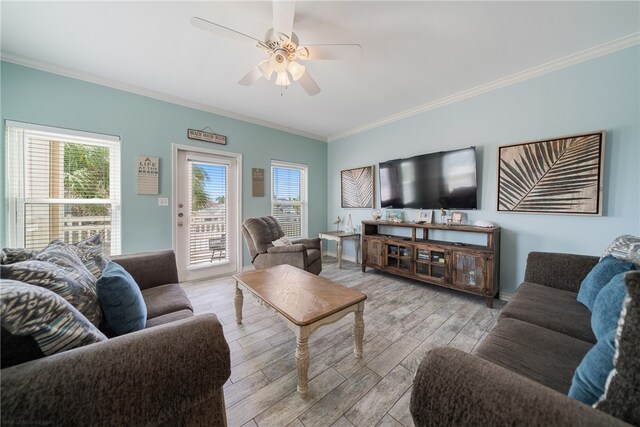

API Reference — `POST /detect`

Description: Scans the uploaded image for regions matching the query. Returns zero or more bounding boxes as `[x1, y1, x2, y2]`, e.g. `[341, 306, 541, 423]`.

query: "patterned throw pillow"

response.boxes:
[0, 280, 107, 367]
[602, 235, 640, 265]
[594, 271, 640, 424]
[0, 248, 39, 265]
[1, 242, 102, 326]
[68, 234, 111, 279]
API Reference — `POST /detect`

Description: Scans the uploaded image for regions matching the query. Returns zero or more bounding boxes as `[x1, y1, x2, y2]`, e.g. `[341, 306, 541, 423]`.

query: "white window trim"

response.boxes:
[5, 120, 122, 254]
[271, 159, 308, 238]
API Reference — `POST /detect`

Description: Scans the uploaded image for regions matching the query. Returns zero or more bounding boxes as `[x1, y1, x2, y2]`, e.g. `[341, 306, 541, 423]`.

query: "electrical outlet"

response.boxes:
[158, 198, 169, 207]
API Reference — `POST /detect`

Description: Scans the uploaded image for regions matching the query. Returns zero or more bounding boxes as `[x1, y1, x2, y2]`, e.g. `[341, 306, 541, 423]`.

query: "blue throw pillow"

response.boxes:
[577, 256, 634, 311]
[592, 272, 628, 340]
[568, 328, 616, 404]
[96, 262, 147, 335]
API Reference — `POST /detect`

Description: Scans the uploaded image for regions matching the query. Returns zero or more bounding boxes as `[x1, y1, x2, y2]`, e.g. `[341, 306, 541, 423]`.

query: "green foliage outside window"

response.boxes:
[63, 143, 109, 216]
[192, 165, 211, 211]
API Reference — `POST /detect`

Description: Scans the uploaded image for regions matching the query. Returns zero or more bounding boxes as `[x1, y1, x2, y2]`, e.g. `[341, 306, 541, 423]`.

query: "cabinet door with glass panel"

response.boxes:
[414, 245, 449, 283]
[385, 242, 412, 273]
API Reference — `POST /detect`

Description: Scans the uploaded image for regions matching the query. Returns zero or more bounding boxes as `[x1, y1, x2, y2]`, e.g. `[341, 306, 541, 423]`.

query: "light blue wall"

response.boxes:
[328, 46, 640, 296]
[0, 62, 327, 265]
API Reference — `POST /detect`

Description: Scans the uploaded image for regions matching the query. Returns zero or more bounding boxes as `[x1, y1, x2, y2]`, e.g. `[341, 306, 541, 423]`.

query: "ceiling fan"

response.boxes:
[191, 1, 361, 96]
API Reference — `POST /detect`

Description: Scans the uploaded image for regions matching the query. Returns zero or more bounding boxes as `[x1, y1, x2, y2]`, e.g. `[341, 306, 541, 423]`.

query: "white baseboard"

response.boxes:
[499, 291, 513, 302]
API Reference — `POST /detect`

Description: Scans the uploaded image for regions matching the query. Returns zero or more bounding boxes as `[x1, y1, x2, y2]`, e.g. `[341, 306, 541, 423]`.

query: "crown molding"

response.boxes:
[0, 52, 328, 143]
[3, 32, 638, 144]
[327, 32, 640, 142]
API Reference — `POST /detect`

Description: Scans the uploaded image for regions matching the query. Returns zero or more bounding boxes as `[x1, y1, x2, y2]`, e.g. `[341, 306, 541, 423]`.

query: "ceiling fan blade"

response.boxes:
[238, 65, 263, 86]
[298, 72, 320, 96]
[191, 16, 263, 45]
[272, 1, 296, 39]
[298, 44, 361, 61]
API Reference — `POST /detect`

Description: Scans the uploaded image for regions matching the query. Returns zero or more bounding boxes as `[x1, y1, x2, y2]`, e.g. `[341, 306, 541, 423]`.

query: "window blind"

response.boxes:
[271, 161, 307, 238]
[6, 122, 121, 255]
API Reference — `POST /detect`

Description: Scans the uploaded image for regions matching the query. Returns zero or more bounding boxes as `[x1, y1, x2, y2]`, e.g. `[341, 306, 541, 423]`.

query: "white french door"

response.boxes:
[175, 146, 241, 281]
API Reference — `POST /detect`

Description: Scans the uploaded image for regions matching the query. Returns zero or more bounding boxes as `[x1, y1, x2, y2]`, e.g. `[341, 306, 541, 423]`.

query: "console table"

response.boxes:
[361, 221, 500, 307]
[319, 231, 360, 269]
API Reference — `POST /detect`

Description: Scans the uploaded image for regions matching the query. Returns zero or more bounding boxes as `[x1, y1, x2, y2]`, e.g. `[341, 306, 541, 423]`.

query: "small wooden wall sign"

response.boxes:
[187, 128, 227, 145]
[252, 168, 265, 197]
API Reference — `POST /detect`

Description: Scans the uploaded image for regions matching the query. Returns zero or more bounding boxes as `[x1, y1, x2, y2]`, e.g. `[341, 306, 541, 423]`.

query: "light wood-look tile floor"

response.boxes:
[182, 257, 506, 427]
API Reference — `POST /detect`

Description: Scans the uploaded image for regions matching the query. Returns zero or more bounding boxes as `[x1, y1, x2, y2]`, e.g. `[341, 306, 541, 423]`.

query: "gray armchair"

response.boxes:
[242, 216, 322, 275]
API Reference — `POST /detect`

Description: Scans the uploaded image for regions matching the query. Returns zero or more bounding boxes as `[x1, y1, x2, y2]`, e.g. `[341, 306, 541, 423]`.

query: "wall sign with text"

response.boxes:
[187, 128, 227, 145]
[137, 155, 159, 195]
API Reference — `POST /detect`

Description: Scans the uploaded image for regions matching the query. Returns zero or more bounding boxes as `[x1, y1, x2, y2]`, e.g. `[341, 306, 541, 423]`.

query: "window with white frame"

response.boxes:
[5, 121, 121, 255]
[271, 160, 307, 238]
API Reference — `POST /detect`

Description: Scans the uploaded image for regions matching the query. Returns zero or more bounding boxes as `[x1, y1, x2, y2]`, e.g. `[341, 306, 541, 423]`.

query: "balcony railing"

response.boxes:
[189, 212, 227, 265]
[24, 215, 112, 253]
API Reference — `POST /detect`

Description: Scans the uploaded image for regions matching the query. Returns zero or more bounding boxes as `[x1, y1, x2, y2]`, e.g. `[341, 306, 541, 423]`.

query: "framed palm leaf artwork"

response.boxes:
[497, 131, 605, 215]
[341, 165, 375, 208]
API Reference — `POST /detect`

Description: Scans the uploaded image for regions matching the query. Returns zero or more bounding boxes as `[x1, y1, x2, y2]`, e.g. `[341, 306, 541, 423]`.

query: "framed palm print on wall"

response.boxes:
[497, 131, 605, 215]
[341, 165, 375, 209]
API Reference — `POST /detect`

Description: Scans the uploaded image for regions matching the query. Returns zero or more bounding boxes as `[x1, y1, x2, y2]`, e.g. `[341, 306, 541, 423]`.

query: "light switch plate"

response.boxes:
[158, 197, 169, 206]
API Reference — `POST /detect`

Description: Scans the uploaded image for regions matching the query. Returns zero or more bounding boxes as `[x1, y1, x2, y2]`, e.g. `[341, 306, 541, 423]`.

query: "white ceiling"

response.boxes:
[2, 1, 639, 141]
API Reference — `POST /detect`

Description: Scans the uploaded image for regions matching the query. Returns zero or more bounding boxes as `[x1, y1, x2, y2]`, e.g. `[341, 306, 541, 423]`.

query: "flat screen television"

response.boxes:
[379, 147, 477, 209]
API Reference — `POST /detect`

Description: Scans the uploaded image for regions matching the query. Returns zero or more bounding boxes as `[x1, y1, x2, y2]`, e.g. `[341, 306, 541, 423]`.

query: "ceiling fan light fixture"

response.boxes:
[287, 61, 305, 81]
[270, 51, 289, 73]
[258, 60, 274, 80]
[275, 71, 291, 87]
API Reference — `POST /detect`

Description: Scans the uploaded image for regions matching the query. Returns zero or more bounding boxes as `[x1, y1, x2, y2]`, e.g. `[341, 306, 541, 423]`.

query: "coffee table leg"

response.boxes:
[295, 327, 310, 396]
[354, 302, 365, 358]
[234, 282, 243, 325]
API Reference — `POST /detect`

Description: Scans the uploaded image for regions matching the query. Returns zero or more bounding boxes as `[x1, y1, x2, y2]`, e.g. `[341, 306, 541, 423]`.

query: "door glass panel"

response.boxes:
[431, 251, 445, 264]
[188, 161, 227, 267]
[416, 263, 429, 275]
[432, 265, 445, 278]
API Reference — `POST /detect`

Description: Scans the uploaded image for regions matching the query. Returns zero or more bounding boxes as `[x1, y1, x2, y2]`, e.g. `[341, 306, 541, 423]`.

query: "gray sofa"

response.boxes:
[1, 250, 231, 426]
[410, 251, 632, 426]
[242, 216, 322, 274]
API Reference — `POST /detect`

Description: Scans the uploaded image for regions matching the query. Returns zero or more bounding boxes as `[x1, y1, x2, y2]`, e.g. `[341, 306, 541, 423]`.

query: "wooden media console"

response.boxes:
[361, 220, 500, 307]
